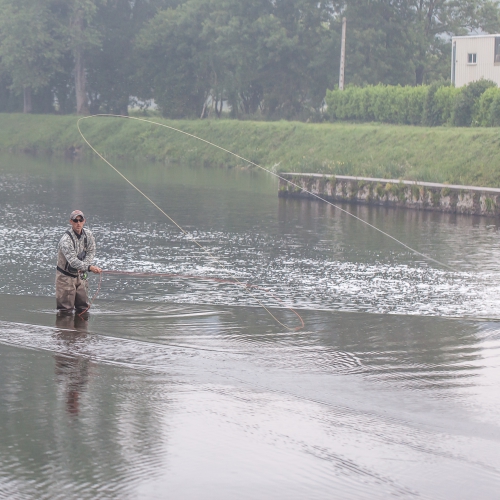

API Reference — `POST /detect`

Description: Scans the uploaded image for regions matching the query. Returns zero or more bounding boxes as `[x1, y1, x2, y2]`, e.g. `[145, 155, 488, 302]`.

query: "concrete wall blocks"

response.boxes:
[278, 173, 500, 216]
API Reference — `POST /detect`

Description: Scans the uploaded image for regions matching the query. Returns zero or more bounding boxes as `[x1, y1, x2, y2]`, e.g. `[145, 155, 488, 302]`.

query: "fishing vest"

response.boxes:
[57, 229, 88, 277]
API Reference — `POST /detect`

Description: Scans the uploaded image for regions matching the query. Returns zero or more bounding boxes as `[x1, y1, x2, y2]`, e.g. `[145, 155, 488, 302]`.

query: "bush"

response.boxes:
[403, 85, 427, 125]
[326, 85, 372, 121]
[452, 80, 497, 127]
[365, 86, 379, 121]
[475, 87, 500, 126]
[423, 81, 451, 126]
[342, 86, 363, 120]
[433, 86, 460, 125]
[325, 88, 344, 120]
[490, 92, 500, 126]
[326, 81, 499, 128]
[371, 85, 399, 123]
[326, 84, 428, 125]
[422, 82, 440, 126]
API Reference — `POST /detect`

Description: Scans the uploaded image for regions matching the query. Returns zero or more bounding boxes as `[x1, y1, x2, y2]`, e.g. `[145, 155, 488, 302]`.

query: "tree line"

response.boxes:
[0, 0, 499, 119]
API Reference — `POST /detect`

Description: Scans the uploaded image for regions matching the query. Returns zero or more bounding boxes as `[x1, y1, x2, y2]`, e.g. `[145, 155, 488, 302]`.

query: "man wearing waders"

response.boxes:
[56, 210, 102, 313]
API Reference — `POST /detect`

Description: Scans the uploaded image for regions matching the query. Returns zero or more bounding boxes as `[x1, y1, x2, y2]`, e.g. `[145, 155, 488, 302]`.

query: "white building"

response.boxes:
[451, 34, 500, 87]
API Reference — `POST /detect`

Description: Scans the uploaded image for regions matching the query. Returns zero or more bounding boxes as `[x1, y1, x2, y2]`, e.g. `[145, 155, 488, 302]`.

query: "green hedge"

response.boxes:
[325, 81, 499, 127]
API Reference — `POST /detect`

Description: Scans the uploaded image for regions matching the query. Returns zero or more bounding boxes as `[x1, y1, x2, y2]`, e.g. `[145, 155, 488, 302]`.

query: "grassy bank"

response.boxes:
[2, 113, 500, 187]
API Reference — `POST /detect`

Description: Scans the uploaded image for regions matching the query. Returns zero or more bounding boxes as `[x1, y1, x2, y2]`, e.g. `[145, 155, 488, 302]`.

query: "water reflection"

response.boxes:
[0, 295, 490, 395]
[55, 311, 89, 331]
[0, 314, 170, 499]
[54, 313, 90, 416]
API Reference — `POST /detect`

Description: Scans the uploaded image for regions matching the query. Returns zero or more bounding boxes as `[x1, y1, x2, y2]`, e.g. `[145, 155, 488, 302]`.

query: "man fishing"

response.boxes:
[56, 210, 102, 314]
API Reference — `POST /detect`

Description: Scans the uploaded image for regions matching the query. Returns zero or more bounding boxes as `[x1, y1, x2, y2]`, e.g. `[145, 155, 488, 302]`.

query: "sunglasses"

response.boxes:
[71, 218, 84, 223]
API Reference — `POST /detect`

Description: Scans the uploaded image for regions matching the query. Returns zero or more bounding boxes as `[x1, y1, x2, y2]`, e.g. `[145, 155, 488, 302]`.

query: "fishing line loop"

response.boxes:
[78, 114, 453, 271]
[77, 113, 454, 325]
[77, 114, 305, 330]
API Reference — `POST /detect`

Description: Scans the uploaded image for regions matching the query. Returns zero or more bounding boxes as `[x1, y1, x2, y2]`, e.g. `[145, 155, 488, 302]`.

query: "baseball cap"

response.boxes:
[70, 210, 85, 220]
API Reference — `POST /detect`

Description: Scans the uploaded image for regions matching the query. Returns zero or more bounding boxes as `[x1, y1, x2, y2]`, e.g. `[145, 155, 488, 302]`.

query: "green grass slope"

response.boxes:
[1, 113, 500, 187]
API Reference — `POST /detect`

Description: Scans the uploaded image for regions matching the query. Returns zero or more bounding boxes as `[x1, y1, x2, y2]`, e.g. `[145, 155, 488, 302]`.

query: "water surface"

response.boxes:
[1, 152, 500, 499]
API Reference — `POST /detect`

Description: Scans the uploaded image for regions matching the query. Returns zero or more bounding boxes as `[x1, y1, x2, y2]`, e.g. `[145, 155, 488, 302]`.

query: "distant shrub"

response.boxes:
[422, 82, 457, 126]
[433, 86, 461, 125]
[326, 81, 499, 127]
[342, 86, 364, 120]
[325, 87, 346, 120]
[371, 85, 398, 123]
[326, 84, 428, 125]
[490, 92, 500, 126]
[452, 80, 497, 127]
[360, 85, 376, 121]
[475, 87, 500, 126]
[403, 85, 427, 125]
[326, 85, 374, 121]
[422, 82, 441, 126]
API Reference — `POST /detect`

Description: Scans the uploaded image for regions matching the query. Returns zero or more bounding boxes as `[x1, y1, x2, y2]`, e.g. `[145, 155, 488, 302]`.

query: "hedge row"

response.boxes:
[325, 81, 500, 127]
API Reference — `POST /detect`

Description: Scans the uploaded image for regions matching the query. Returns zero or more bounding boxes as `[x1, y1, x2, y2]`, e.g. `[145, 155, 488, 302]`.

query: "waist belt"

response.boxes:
[56, 266, 78, 278]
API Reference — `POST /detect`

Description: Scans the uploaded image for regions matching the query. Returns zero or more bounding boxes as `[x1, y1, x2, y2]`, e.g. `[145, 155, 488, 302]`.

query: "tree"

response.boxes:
[65, 0, 103, 115]
[410, 0, 500, 84]
[331, 0, 500, 86]
[136, 0, 337, 118]
[85, 0, 176, 115]
[258, 0, 336, 116]
[135, 0, 215, 117]
[200, 0, 337, 118]
[331, 0, 425, 86]
[0, 0, 63, 112]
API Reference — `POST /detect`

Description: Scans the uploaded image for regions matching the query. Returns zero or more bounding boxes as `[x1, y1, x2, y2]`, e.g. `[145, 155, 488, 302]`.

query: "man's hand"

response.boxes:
[89, 265, 102, 274]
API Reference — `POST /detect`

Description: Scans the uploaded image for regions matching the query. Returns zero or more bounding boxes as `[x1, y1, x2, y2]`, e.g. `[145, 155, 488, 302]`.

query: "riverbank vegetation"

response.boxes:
[326, 80, 500, 127]
[1, 0, 499, 119]
[3, 114, 500, 188]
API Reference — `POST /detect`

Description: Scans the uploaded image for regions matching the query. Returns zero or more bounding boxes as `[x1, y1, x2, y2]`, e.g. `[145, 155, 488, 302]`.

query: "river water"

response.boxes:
[1, 152, 500, 499]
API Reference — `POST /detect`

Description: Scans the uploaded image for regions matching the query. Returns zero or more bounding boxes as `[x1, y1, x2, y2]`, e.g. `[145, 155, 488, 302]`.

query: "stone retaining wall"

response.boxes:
[278, 173, 500, 216]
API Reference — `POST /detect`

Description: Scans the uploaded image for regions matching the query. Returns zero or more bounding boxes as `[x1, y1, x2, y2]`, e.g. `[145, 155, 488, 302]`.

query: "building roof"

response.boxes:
[452, 34, 500, 40]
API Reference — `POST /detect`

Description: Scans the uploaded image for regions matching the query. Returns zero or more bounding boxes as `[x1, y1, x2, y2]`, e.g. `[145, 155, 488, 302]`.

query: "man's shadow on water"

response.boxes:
[54, 313, 91, 416]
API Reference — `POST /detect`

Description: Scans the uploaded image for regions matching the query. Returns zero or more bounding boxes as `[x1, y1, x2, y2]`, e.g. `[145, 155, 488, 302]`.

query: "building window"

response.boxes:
[468, 53, 477, 64]
[495, 37, 500, 63]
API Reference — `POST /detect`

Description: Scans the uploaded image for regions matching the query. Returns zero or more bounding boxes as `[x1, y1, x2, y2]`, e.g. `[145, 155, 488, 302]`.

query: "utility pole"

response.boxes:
[339, 17, 346, 90]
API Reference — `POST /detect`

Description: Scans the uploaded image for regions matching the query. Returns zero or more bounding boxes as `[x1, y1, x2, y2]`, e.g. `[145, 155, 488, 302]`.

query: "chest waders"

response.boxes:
[56, 229, 89, 279]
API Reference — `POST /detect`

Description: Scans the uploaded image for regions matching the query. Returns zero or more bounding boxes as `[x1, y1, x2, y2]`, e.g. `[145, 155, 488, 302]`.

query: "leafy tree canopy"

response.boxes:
[0, 0, 499, 117]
